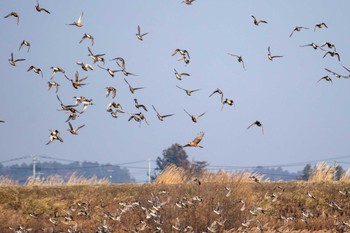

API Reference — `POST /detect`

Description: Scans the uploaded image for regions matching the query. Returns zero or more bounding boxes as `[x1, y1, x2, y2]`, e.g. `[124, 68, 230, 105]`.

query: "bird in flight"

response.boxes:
[19, 40, 31, 52]
[251, 15, 268, 26]
[176, 85, 201, 96]
[183, 132, 205, 148]
[209, 88, 224, 102]
[323, 51, 340, 62]
[136, 25, 149, 41]
[27, 65, 43, 78]
[184, 109, 206, 123]
[35, 0, 50, 14]
[316, 76, 332, 85]
[289, 26, 309, 37]
[4, 12, 19, 25]
[267, 46, 283, 61]
[46, 129, 63, 145]
[50, 66, 65, 79]
[47, 81, 60, 93]
[134, 98, 148, 112]
[299, 43, 325, 51]
[124, 78, 145, 94]
[221, 98, 234, 111]
[105, 86, 116, 99]
[67, 12, 84, 27]
[8, 53, 25, 66]
[98, 65, 118, 77]
[76, 61, 94, 71]
[182, 0, 195, 5]
[65, 71, 88, 89]
[227, 53, 246, 70]
[67, 122, 85, 135]
[247, 120, 264, 134]
[79, 33, 94, 46]
[152, 105, 174, 121]
[174, 69, 190, 80]
[314, 22, 327, 31]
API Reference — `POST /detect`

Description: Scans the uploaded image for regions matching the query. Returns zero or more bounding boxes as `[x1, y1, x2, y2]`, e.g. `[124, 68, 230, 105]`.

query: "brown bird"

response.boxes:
[251, 15, 267, 26]
[267, 46, 283, 61]
[183, 132, 205, 148]
[76, 61, 93, 71]
[19, 40, 31, 52]
[136, 25, 149, 41]
[47, 81, 60, 93]
[88, 47, 105, 64]
[316, 76, 332, 85]
[4, 12, 19, 25]
[105, 86, 116, 98]
[182, 0, 195, 5]
[134, 99, 148, 112]
[124, 78, 145, 94]
[172, 49, 190, 59]
[289, 26, 309, 38]
[227, 53, 246, 70]
[50, 66, 65, 79]
[79, 33, 94, 46]
[112, 57, 126, 70]
[116, 68, 137, 77]
[174, 69, 190, 80]
[152, 105, 174, 121]
[65, 71, 88, 89]
[27, 66, 43, 78]
[67, 12, 84, 27]
[314, 22, 327, 31]
[184, 109, 206, 123]
[67, 122, 85, 135]
[247, 120, 264, 134]
[300, 43, 325, 51]
[46, 129, 63, 145]
[176, 85, 201, 96]
[98, 65, 118, 77]
[209, 88, 224, 102]
[221, 98, 234, 111]
[9, 53, 25, 66]
[35, 0, 50, 14]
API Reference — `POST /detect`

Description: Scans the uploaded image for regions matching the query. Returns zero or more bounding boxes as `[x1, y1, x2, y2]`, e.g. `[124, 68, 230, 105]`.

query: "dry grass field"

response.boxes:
[1, 163, 350, 233]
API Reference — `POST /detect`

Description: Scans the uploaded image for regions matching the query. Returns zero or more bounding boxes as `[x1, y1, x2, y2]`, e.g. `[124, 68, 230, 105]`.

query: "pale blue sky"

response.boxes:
[1, 1, 350, 182]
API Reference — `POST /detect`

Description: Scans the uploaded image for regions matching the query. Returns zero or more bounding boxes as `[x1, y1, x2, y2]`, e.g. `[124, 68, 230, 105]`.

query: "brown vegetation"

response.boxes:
[1, 163, 350, 232]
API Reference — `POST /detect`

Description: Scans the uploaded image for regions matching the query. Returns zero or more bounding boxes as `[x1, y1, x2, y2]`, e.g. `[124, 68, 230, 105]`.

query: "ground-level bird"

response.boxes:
[105, 86, 116, 98]
[221, 98, 234, 111]
[8, 53, 25, 66]
[152, 105, 174, 121]
[184, 109, 205, 123]
[65, 71, 88, 89]
[46, 129, 63, 145]
[289, 26, 309, 37]
[124, 78, 145, 94]
[314, 22, 327, 31]
[4, 12, 19, 25]
[19, 40, 30, 52]
[79, 33, 94, 46]
[251, 15, 268, 25]
[174, 69, 190, 80]
[267, 46, 283, 61]
[77, 61, 93, 71]
[98, 65, 118, 77]
[247, 121, 264, 134]
[134, 99, 148, 112]
[47, 81, 60, 93]
[136, 25, 149, 41]
[209, 88, 224, 102]
[316, 76, 332, 85]
[50, 66, 65, 79]
[176, 85, 201, 96]
[27, 66, 43, 78]
[35, 0, 50, 14]
[227, 53, 246, 70]
[183, 132, 205, 148]
[67, 122, 85, 135]
[323, 51, 340, 61]
[67, 12, 84, 27]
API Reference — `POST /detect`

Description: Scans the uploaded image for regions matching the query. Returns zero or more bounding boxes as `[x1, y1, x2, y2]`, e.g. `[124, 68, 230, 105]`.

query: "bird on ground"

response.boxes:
[19, 40, 30, 52]
[184, 109, 206, 123]
[67, 122, 85, 135]
[76, 61, 93, 71]
[79, 33, 94, 46]
[35, 0, 50, 14]
[88, 47, 105, 64]
[176, 85, 201, 96]
[209, 88, 224, 102]
[134, 99, 148, 112]
[227, 53, 246, 70]
[4, 12, 19, 25]
[249, 175, 261, 184]
[47, 81, 60, 93]
[306, 191, 316, 200]
[67, 12, 84, 27]
[323, 51, 340, 61]
[172, 217, 182, 231]
[65, 71, 88, 89]
[8, 53, 25, 66]
[183, 132, 205, 148]
[314, 22, 328, 31]
[316, 76, 332, 85]
[105, 86, 116, 98]
[50, 66, 65, 79]
[152, 105, 174, 121]
[247, 120, 264, 134]
[46, 129, 63, 145]
[27, 66, 43, 78]
[98, 65, 118, 77]
[267, 46, 283, 61]
[221, 98, 234, 111]
[251, 15, 268, 25]
[136, 25, 149, 41]
[300, 43, 325, 51]
[289, 26, 309, 37]
[124, 78, 145, 94]
[174, 69, 190, 80]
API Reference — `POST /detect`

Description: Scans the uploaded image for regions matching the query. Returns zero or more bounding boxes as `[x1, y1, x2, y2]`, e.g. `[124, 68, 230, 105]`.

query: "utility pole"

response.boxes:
[148, 159, 151, 184]
[32, 155, 37, 180]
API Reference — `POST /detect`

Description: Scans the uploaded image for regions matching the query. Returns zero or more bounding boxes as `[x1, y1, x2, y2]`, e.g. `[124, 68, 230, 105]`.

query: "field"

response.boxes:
[1, 165, 350, 233]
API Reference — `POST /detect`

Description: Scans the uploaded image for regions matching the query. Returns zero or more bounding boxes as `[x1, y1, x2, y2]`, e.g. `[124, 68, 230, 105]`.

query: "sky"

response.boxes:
[1, 1, 350, 182]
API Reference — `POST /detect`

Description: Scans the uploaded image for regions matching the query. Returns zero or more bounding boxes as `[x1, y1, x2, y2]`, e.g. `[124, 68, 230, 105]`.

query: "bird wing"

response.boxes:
[192, 132, 204, 144]
[197, 112, 206, 118]
[183, 109, 192, 117]
[68, 122, 73, 130]
[77, 124, 85, 131]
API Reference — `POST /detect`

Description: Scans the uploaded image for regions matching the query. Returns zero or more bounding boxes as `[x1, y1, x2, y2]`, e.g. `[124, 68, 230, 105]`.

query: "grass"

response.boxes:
[0, 163, 350, 232]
